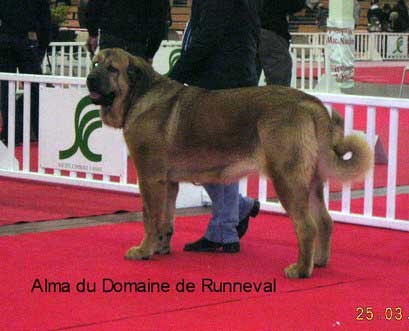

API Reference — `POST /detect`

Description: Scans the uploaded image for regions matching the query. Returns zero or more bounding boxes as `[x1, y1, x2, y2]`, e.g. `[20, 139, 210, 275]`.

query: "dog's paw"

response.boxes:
[284, 263, 312, 279]
[314, 253, 330, 267]
[314, 258, 329, 268]
[155, 246, 171, 255]
[124, 246, 152, 260]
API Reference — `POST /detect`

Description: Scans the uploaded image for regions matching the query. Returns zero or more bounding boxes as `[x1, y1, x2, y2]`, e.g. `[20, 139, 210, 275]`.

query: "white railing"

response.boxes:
[290, 44, 327, 90]
[252, 92, 409, 231]
[43, 41, 329, 91]
[292, 32, 409, 61]
[0, 73, 408, 231]
[0, 72, 204, 208]
[42, 42, 91, 77]
[42, 32, 409, 79]
[0, 73, 137, 194]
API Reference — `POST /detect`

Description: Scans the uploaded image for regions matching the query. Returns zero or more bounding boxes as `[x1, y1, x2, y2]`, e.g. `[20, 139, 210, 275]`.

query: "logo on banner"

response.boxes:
[166, 48, 181, 75]
[393, 36, 404, 55]
[59, 96, 102, 162]
[387, 36, 407, 58]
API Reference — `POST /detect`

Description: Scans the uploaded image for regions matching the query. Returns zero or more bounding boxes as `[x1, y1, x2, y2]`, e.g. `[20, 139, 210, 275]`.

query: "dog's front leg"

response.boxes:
[155, 181, 179, 255]
[125, 175, 168, 260]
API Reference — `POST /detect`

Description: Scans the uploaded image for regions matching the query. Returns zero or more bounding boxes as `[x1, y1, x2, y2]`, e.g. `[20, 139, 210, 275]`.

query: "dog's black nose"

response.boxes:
[86, 73, 98, 91]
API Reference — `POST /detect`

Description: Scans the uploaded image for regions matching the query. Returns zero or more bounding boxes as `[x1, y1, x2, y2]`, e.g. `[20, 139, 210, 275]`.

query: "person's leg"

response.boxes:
[204, 184, 259, 243]
[184, 183, 241, 252]
[184, 183, 225, 251]
[0, 36, 18, 143]
[239, 194, 254, 220]
[99, 33, 129, 52]
[126, 41, 149, 59]
[237, 193, 260, 238]
[203, 183, 225, 243]
[205, 183, 240, 244]
[16, 38, 42, 140]
[100, 34, 148, 59]
[258, 29, 292, 87]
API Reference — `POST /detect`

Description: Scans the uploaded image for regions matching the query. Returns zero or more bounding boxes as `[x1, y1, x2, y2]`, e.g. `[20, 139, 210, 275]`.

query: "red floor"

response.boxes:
[1, 214, 408, 330]
[0, 177, 142, 225]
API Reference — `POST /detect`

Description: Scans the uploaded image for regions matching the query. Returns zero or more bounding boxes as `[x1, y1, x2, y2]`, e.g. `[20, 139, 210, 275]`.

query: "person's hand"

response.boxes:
[86, 36, 98, 55]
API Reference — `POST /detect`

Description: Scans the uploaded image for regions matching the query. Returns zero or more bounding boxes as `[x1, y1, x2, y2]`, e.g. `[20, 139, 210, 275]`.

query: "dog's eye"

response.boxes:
[93, 62, 99, 68]
[108, 66, 119, 73]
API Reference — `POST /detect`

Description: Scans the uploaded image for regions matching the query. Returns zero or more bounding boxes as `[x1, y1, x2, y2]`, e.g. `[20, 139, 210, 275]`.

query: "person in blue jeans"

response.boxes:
[169, 0, 261, 253]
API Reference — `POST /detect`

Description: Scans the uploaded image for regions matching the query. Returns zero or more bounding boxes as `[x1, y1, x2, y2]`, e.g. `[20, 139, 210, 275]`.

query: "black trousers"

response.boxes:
[0, 34, 42, 144]
[99, 33, 148, 59]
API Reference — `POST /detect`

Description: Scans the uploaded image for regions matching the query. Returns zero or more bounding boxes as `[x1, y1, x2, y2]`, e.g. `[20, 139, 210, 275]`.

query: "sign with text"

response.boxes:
[326, 26, 355, 88]
[39, 87, 124, 176]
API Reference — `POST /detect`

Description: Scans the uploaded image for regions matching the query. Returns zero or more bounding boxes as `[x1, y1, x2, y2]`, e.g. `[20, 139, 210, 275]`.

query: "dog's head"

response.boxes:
[86, 48, 155, 128]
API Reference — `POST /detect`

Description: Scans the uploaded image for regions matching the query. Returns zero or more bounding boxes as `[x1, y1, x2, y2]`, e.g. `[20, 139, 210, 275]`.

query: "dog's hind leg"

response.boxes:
[309, 175, 333, 267]
[155, 181, 179, 255]
[272, 171, 318, 278]
[260, 118, 318, 278]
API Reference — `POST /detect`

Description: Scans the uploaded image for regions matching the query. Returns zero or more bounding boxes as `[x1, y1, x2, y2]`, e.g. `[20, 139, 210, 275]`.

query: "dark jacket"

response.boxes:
[367, 5, 385, 25]
[85, 0, 169, 58]
[259, 0, 305, 42]
[0, 0, 51, 52]
[169, 0, 260, 90]
[392, 0, 409, 32]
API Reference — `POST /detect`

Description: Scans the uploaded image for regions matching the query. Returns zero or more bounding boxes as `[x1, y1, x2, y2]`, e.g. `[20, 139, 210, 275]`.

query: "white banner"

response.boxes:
[326, 26, 355, 88]
[387, 35, 408, 59]
[39, 87, 124, 176]
[153, 41, 182, 75]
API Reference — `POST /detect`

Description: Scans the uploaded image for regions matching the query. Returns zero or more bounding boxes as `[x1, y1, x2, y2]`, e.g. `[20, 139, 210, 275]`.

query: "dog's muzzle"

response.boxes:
[88, 91, 116, 106]
[87, 70, 115, 106]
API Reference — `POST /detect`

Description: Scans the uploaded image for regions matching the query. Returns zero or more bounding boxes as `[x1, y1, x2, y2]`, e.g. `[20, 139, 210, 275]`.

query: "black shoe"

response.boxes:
[184, 237, 221, 252]
[184, 237, 240, 253]
[237, 200, 260, 239]
[222, 242, 240, 253]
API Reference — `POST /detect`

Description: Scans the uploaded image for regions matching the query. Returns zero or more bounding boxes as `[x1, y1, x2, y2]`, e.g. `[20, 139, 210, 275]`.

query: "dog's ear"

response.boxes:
[127, 57, 153, 93]
[127, 64, 144, 85]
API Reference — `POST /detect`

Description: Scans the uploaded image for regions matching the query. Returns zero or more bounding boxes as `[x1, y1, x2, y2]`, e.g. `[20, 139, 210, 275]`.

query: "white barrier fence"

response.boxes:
[289, 44, 327, 91]
[42, 42, 91, 77]
[0, 73, 204, 209]
[292, 32, 409, 61]
[42, 32, 409, 79]
[42, 41, 328, 90]
[254, 92, 408, 232]
[0, 73, 408, 231]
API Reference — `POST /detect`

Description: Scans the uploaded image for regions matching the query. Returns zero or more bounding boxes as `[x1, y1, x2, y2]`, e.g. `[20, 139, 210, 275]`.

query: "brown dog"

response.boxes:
[87, 48, 373, 278]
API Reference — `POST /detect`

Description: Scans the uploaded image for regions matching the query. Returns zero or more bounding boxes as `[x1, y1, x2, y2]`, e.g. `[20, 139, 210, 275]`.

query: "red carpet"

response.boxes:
[297, 65, 409, 85]
[355, 66, 409, 85]
[1, 214, 408, 330]
[0, 177, 142, 225]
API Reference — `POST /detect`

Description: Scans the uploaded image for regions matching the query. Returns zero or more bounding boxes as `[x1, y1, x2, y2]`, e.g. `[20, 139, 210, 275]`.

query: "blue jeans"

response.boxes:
[203, 183, 254, 244]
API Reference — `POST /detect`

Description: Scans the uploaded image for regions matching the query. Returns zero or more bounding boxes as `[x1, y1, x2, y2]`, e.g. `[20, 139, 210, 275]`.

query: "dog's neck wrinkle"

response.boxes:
[123, 82, 154, 126]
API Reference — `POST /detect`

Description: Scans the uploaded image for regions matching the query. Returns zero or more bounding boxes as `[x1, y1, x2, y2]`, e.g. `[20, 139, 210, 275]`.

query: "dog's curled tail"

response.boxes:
[321, 110, 374, 183]
[325, 134, 374, 182]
